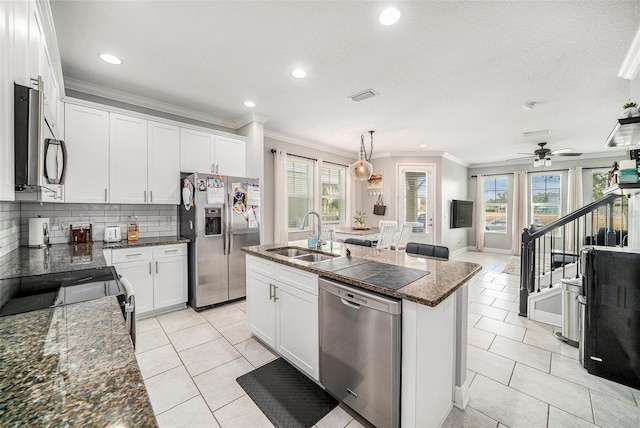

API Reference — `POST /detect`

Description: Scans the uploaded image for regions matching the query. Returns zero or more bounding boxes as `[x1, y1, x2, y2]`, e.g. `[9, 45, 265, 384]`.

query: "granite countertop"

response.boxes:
[0, 237, 189, 281]
[0, 296, 157, 427]
[102, 236, 190, 250]
[242, 241, 482, 307]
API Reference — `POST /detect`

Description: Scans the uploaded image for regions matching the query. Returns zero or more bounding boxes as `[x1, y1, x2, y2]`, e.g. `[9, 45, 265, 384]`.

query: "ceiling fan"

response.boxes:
[508, 142, 582, 166]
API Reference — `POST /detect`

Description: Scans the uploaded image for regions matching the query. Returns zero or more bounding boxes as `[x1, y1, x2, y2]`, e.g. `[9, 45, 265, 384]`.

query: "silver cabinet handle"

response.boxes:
[156, 261, 158, 274]
[164, 249, 178, 253]
[189, 220, 193, 230]
[144, 190, 147, 202]
[269, 283, 274, 301]
[126, 253, 143, 257]
[149, 262, 151, 275]
[150, 190, 153, 203]
[105, 188, 107, 202]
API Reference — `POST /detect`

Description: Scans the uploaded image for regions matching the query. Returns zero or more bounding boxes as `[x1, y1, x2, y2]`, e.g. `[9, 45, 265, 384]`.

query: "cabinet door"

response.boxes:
[180, 128, 214, 173]
[246, 271, 276, 348]
[0, 1, 14, 200]
[114, 259, 154, 316]
[64, 104, 110, 203]
[214, 135, 245, 176]
[153, 255, 187, 309]
[148, 121, 180, 204]
[276, 283, 319, 380]
[109, 113, 148, 204]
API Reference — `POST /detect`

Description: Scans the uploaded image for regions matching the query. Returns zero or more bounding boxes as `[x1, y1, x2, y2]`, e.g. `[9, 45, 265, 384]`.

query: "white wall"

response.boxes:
[441, 157, 470, 252]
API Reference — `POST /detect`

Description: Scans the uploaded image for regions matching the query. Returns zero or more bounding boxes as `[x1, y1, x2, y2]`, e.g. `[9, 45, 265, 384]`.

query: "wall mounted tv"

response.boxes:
[450, 200, 473, 228]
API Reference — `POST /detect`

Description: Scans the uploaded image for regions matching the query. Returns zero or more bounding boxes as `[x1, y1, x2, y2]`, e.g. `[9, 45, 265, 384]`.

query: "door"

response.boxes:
[276, 282, 319, 380]
[246, 271, 276, 348]
[114, 260, 154, 315]
[154, 256, 187, 309]
[397, 164, 436, 244]
[227, 177, 260, 301]
[180, 128, 214, 173]
[148, 121, 180, 204]
[214, 135, 245, 176]
[64, 104, 110, 203]
[109, 113, 148, 204]
[194, 189, 228, 307]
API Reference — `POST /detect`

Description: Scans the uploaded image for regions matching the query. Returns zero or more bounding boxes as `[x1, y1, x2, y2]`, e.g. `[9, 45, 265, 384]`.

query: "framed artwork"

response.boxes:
[367, 173, 383, 189]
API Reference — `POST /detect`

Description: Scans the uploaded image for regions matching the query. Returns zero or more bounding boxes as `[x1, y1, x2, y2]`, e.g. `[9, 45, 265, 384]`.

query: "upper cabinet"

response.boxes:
[64, 104, 110, 203]
[180, 130, 246, 176]
[109, 114, 148, 204]
[0, 1, 14, 200]
[148, 121, 180, 204]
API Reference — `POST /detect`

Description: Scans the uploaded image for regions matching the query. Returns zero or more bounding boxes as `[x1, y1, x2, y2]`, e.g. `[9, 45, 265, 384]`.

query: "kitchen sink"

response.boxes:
[293, 253, 339, 263]
[266, 247, 312, 257]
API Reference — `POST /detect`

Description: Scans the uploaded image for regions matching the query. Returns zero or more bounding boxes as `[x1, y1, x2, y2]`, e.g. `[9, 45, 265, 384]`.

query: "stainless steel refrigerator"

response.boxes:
[179, 173, 260, 310]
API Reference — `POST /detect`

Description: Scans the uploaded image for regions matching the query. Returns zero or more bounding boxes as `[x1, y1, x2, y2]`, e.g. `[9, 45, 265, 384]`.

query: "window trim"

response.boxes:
[320, 163, 346, 223]
[483, 176, 509, 235]
[286, 157, 315, 232]
[529, 172, 562, 231]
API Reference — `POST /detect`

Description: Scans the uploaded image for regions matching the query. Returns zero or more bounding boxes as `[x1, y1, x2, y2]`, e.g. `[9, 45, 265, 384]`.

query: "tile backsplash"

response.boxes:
[19, 203, 178, 246]
[0, 202, 21, 258]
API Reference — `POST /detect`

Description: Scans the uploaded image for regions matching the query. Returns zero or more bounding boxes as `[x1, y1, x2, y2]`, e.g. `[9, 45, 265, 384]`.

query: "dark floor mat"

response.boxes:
[236, 358, 338, 428]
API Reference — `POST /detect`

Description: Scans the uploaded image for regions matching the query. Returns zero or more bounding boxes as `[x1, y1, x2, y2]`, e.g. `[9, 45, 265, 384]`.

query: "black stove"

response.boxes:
[0, 267, 125, 317]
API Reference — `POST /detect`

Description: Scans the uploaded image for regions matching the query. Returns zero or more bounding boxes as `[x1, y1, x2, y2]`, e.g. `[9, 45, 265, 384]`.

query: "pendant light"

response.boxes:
[350, 130, 375, 181]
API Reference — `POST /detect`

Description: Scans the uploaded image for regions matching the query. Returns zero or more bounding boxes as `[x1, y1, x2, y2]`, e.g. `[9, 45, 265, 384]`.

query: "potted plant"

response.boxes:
[622, 101, 639, 118]
[353, 211, 367, 229]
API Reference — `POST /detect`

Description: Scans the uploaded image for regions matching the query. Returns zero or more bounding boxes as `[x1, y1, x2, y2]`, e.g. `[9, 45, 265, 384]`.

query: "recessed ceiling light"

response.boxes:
[99, 53, 122, 65]
[243, 101, 256, 108]
[418, 144, 426, 148]
[379, 7, 401, 26]
[291, 68, 307, 79]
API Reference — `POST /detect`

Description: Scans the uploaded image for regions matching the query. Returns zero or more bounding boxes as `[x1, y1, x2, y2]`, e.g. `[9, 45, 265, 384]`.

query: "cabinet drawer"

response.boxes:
[112, 247, 153, 263]
[278, 265, 318, 295]
[152, 243, 187, 259]
[246, 255, 277, 279]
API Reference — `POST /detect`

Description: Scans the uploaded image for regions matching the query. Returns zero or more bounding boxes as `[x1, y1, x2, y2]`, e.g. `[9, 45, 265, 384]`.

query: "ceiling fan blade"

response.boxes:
[506, 155, 535, 161]
[551, 148, 575, 155]
[556, 152, 582, 157]
[516, 152, 534, 155]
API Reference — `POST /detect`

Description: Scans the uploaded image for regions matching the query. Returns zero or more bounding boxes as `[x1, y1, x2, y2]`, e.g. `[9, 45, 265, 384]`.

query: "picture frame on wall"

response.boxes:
[367, 173, 383, 189]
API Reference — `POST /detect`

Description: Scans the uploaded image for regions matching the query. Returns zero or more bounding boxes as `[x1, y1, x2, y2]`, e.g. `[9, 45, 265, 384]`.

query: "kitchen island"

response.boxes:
[242, 240, 481, 427]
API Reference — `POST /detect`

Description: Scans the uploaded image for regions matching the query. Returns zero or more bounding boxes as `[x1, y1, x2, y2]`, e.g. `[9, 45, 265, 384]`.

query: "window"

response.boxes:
[591, 169, 628, 233]
[398, 166, 435, 234]
[287, 158, 314, 230]
[531, 174, 561, 229]
[484, 177, 508, 233]
[321, 164, 345, 222]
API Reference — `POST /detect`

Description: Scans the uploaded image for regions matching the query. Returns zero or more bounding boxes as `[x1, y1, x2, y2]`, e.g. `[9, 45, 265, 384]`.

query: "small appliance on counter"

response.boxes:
[28, 217, 49, 248]
[104, 226, 122, 243]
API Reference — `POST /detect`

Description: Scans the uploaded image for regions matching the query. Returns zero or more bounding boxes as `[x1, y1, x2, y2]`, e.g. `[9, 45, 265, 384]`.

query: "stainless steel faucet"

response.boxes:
[299, 211, 325, 249]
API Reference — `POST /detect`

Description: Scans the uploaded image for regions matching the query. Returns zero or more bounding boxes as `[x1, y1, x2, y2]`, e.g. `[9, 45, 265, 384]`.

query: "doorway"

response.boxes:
[397, 164, 436, 245]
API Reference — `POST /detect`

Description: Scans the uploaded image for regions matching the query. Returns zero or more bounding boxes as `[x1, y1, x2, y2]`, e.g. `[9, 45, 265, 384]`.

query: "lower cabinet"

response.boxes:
[111, 244, 187, 317]
[246, 255, 319, 381]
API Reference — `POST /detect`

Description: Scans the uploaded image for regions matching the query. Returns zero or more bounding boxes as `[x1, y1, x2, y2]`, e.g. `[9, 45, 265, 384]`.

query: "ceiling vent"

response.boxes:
[349, 89, 379, 102]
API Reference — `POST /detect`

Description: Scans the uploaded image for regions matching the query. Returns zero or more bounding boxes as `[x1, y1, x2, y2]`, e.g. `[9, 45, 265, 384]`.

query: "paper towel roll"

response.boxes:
[29, 218, 49, 247]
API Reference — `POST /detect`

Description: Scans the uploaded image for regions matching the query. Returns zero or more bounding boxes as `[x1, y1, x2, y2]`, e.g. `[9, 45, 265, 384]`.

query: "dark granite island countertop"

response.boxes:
[0, 296, 157, 427]
[242, 240, 482, 307]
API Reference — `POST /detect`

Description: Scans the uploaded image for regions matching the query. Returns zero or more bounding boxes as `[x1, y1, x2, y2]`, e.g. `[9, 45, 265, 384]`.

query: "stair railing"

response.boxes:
[519, 192, 627, 316]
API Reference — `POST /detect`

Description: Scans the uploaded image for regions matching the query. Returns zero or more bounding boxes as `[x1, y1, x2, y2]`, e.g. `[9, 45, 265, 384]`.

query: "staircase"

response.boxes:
[519, 192, 629, 323]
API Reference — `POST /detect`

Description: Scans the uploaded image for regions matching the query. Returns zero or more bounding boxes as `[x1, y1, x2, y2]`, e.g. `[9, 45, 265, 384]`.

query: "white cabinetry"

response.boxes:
[64, 104, 110, 203]
[148, 121, 180, 204]
[180, 129, 245, 176]
[109, 113, 148, 204]
[180, 128, 214, 173]
[0, 1, 15, 200]
[246, 256, 319, 380]
[111, 244, 187, 318]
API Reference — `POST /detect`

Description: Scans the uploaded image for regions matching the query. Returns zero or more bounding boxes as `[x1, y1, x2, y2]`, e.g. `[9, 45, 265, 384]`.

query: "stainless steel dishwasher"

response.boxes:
[319, 277, 401, 428]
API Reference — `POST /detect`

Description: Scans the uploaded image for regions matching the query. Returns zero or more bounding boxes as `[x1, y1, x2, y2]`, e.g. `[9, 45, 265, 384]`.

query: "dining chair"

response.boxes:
[377, 224, 397, 250]
[394, 223, 414, 251]
[379, 220, 397, 229]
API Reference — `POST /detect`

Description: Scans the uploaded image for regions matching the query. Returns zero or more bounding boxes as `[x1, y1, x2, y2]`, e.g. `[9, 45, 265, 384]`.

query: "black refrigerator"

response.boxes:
[179, 173, 261, 310]
[582, 246, 640, 389]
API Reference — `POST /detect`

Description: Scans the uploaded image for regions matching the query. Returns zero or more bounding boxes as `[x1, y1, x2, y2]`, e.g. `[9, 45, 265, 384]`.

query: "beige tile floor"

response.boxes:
[135, 251, 640, 427]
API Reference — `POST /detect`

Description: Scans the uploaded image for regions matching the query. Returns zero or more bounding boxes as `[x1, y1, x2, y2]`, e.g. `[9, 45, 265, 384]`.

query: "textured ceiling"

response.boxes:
[50, 1, 640, 165]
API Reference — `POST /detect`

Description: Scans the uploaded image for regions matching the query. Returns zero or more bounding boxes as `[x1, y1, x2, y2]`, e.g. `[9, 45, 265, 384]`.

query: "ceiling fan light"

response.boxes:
[545, 158, 552, 166]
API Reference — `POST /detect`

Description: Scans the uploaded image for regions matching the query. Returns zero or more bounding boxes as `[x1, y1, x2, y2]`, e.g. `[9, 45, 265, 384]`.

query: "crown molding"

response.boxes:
[619, 25, 640, 79]
[442, 152, 470, 167]
[372, 151, 448, 159]
[64, 78, 236, 128]
[263, 130, 355, 158]
[233, 113, 270, 128]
